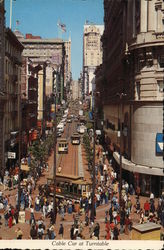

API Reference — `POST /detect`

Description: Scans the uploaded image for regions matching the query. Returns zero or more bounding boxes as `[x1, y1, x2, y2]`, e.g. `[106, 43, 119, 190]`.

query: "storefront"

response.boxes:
[113, 151, 164, 197]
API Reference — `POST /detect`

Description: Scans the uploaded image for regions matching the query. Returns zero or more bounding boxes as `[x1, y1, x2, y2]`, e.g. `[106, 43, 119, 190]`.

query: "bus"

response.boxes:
[58, 138, 68, 154]
[71, 133, 80, 145]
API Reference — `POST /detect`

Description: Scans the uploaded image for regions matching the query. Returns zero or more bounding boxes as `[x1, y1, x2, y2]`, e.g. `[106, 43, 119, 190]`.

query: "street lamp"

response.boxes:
[116, 92, 126, 211]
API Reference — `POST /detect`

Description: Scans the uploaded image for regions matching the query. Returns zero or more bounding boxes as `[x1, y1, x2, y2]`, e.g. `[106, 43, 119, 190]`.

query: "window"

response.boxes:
[136, 81, 140, 100]
[157, 80, 163, 93]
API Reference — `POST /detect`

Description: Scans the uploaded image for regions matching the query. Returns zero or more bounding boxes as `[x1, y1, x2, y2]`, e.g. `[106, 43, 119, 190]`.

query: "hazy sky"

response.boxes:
[5, 0, 104, 80]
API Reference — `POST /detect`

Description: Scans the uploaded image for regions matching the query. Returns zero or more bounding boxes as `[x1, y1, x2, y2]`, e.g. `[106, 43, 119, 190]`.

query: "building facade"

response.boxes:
[83, 24, 104, 97]
[0, 0, 5, 178]
[96, 0, 164, 196]
[4, 28, 24, 172]
[72, 80, 79, 100]
[15, 33, 66, 132]
[21, 58, 42, 154]
[64, 39, 71, 84]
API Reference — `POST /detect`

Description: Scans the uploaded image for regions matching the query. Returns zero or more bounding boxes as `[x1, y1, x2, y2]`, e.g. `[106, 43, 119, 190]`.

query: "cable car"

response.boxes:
[71, 133, 80, 145]
[47, 174, 92, 199]
[58, 138, 68, 154]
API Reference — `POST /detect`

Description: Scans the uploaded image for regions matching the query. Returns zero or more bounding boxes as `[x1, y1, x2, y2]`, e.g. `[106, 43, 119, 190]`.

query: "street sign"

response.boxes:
[156, 133, 163, 155]
[89, 111, 93, 120]
[8, 152, 16, 159]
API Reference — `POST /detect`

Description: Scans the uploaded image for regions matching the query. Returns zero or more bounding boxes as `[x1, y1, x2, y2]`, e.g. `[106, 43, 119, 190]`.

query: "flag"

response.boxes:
[57, 20, 66, 33]
[16, 20, 19, 26]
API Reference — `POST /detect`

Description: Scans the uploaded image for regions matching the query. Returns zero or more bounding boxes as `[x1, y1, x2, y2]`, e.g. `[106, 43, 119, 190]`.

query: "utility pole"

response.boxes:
[17, 84, 21, 212]
[91, 104, 96, 222]
[9, 0, 12, 29]
[53, 92, 57, 224]
[117, 92, 126, 212]
[90, 91, 100, 222]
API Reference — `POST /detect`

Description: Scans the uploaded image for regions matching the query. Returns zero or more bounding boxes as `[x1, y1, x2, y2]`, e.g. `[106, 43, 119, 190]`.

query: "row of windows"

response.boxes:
[5, 39, 21, 59]
[4, 117, 16, 134]
[135, 81, 164, 100]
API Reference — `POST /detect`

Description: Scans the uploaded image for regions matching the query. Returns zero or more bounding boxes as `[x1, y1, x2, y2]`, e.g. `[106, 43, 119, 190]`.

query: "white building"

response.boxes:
[83, 24, 104, 97]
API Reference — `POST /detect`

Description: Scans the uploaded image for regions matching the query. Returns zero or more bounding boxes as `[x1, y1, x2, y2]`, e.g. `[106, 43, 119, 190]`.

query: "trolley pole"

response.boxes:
[53, 93, 57, 224]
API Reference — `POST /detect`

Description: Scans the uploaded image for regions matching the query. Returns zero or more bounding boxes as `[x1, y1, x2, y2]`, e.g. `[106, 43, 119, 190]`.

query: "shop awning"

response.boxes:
[113, 151, 164, 176]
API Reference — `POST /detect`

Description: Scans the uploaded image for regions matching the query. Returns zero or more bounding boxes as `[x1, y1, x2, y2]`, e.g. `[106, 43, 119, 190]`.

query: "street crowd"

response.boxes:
[0, 144, 164, 240]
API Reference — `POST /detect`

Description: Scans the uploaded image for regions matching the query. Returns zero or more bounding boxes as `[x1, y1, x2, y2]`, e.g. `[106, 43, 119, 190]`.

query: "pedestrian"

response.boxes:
[58, 223, 64, 239]
[37, 224, 44, 239]
[109, 221, 115, 240]
[85, 212, 89, 226]
[144, 200, 150, 217]
[73, 225, 79, 239]
[49, 225, 56, 239]
[8, 214, 12, 228]
[8, 178, 12, 191]
[120, 208, 125, 234]
[35, 195, 40, 211]
[30, 224, 38, 239]
[94, 222, 100, 240]
[105, 221, 111, 240]
[70, 225, 74, 240]
[136, 186, 140, 197]
[125, 215, 130, 235]
[42, 203, 47, 218]
[14, 208, 19, 224]
[15, 227, 23, 239]
[105, 210, 108, 223]
[150, 200, 155, 214]
[139, 209, 144, 224]
[113, 225, 119, 240]
[89, 222, 94, 238]
[135, 197, 140, 214]
[44, 229, 50, 240]
[4, 210, 9, 227]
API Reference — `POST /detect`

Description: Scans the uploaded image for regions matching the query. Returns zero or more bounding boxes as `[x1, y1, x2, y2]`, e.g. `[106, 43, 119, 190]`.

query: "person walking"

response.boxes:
[58, 224, 64, 239]
[15, 227, 23, 239]
[30, 224, 37, 239]
[144, 200, 150, 217]
[94, 222, 100, 240]
[70, 225, 74, 240]
[105, 221, 111, 240]
[113, 224, 119, 240]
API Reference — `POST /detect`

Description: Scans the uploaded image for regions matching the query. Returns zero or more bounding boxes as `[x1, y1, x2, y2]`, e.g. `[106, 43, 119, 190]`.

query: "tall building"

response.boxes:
[21, 58, 42, 154]
[96, 0, 164, 196]
[83, 24, 104, 97]
[72, 80, 79, 100]
[0, 0, 5, 178]
[64, 38, 71, 85]
[15, 32, 66, 133]
[4, 28, 24, 172]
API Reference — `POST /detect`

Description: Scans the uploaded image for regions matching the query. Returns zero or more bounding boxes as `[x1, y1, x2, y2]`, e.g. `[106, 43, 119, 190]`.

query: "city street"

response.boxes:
[0, 115, 163, 240]
[0, 0, 163, 244]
